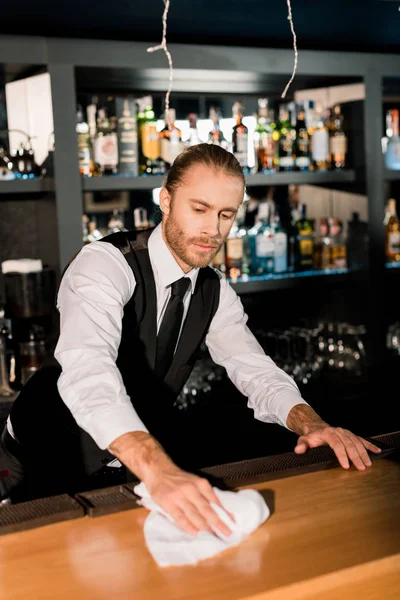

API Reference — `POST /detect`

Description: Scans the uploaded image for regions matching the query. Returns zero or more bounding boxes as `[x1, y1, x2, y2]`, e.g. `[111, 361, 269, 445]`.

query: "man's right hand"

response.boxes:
[145, 465, 234, 537]
[108, 430, 233, 537]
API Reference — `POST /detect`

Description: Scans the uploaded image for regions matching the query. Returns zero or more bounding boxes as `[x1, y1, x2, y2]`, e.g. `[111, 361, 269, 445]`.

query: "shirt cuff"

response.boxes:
[80, 407, 149, 451]
[255, 391, 309, 431]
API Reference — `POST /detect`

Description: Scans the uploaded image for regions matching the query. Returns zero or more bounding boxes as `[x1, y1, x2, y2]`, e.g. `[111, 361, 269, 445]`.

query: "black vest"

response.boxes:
[98, 228, 221, 430]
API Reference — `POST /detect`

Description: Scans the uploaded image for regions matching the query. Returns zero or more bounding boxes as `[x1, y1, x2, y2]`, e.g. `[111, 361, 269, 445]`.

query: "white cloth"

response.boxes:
[13, 223, 307, 449]
[134, 482, 270, 567]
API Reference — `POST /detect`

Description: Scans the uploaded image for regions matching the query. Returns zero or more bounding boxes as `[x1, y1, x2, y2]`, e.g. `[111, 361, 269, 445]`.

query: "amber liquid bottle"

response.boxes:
[385, 198, 400, 262]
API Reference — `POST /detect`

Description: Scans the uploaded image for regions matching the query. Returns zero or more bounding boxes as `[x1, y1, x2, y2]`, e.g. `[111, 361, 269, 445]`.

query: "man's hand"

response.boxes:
[145, 465, 235, 537]
[108, 430, 234, 536]
[287, 404, 381, 470]
[294, 426, 381, 470]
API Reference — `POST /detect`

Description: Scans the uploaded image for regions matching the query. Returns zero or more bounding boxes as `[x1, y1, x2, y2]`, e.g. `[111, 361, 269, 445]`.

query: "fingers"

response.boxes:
[294, 437, 310, 454]
[168, 506, 201, 537]
[360, 438, 382, 454]
[160, 477, 233, 537]
[177, 496, 232, 537]
[324, 431, 350, 469]
[296, 427, 383, 471]
[197, 479, 236, 523]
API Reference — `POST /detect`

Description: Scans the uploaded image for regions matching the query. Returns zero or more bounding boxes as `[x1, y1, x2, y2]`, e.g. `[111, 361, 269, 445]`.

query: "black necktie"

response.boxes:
[155, 277, 191, 380]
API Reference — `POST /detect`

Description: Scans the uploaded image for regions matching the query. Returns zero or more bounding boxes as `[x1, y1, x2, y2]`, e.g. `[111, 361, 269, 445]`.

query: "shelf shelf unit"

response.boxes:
[81, 170, 356, 192]
[0, 178, 54, 194]
[230, 267, 366, 294]
[1, 34, 399, 369]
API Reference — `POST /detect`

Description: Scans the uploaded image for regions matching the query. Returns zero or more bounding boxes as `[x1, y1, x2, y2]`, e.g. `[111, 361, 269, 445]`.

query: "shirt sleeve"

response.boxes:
[54, 241, 149, 450]
[205, 273, 309, 429]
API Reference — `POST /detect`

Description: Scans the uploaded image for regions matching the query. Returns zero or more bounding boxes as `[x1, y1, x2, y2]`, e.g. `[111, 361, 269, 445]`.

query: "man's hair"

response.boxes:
[163, 143, 246, 196]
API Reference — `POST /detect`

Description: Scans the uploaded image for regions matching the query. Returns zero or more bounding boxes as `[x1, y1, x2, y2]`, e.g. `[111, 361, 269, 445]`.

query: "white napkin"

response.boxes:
[133, 482, 270, 567]
[1, 259, 43, 274]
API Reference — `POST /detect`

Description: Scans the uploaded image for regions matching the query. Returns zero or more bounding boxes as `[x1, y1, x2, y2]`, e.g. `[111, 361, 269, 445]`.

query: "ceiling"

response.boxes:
[1, 0, 400, 54]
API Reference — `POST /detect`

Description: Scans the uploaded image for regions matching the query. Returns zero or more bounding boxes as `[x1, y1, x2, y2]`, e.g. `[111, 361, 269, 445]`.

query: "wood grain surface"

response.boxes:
[0, 456, 399, 599]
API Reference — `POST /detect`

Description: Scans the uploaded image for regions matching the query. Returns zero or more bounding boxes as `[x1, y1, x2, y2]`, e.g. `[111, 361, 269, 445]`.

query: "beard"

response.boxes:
[164, 211, 223, 269]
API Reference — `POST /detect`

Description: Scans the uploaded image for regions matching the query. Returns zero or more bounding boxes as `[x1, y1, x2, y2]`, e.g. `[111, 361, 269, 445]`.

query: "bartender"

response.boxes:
[0, 143, 381, 538]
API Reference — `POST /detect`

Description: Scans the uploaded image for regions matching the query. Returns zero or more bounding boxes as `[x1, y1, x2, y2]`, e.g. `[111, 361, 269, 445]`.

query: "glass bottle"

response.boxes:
[225, 218, 245, 281]
[94, 106, 119, 175]
[329, 217, 347, 269]
[277, 104, 295, 172]
[232, 101, 249, 173]
[294, 103, 311, 171]
[185, 113, 201, 147]
[329, 104, 347, 170]
[273, 213, 288, 273]
[208, 106, 229, 150]
[76, 105, 91, 177]
[253, 98, 276, 173]
[86, 217, 103, 242]
[385, 109, 400, 171]
[311, 103, 330, 171]
[346, 212, 368, 270]
[159, 108, 184, 172]
[248, 201, 274, 275]
[313, 217, 331, 270]
[294, 203, 314, 271]
[134, 207, 150, 231]
[107, 209, 127, 234]
[385, 198, 400, 262]
[137, 96, 161, 175]
[382, 109, 393, 155]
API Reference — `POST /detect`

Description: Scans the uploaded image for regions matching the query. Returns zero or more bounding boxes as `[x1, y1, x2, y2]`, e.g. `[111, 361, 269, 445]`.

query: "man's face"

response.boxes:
[160, 164, 244, 271]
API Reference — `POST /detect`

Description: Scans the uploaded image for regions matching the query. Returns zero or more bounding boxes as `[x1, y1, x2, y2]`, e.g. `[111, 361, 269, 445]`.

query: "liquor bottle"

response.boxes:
[248, 202, 274, 275]
[115, 97, 138, 177]
[313, 217, 331, 270]
[294, 103, 311, 171]
[225, 218, 245, 281]
[137, 96, 161, 176]
[329, 217, 347, 269]
[211, 243, 226, 275]
[0, 312, 17, 392]
[208, 106, 230, 150]
[253, 98, 276, 173]
[76, 105, 91, 177]
[134, 207, 150, 231]
[273, 213, 288, 273]
[107, 209, 127, 234]
[385, 198, 400, 262]
[232, 101, 249, 173]
[159, 108, 184, 171]
[86, 217, 103, 242]
[185, 113, 201, 147]
[329, 105, 347, 170]
[86, 102, 99, 177]
[382, 109, 393, 154]
[277, 104, 295, 172]
[385, 109, 400, 171]
[94, 106, 119, 175]
[294, 203, 314, 271]
[311, 103, 329, 171]
[346, 212, 368, 269]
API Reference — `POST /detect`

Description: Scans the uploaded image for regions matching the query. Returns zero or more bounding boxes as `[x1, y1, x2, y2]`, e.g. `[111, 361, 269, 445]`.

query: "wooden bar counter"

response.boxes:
[0, 439, 399, 599]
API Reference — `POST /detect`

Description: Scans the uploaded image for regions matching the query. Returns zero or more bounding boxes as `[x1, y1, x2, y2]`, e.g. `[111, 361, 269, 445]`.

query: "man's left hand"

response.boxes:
[294, 426, 382, 470]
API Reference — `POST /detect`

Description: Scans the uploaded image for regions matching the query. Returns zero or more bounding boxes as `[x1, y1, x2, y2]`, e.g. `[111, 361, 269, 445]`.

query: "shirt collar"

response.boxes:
[148, 223, 199, 294]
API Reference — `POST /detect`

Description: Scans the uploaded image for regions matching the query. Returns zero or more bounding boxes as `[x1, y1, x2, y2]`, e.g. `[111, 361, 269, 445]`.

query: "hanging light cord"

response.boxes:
[147, 0, 173, 118]
[281, 0, 298, 99]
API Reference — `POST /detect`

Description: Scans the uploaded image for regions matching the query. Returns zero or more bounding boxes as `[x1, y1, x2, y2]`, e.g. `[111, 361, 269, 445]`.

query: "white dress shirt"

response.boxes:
[9, 224, 308, 450]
